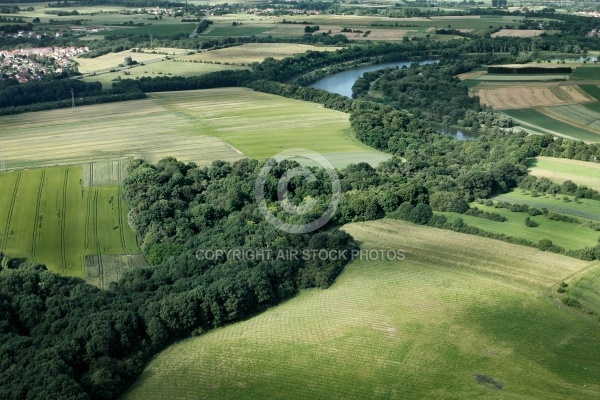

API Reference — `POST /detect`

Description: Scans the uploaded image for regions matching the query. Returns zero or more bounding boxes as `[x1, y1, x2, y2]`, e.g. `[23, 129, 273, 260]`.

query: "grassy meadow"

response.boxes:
[561, 262, 600, 318]
[123, 220, 600, 400]
[529, 156, 600, 192]
[0, 166, 139, 278]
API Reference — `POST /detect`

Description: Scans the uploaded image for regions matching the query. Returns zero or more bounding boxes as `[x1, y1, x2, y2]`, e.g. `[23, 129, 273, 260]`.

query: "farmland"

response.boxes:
[528, 156, 600, 191]
[490, 29, 543, 37]
[474, 82, 592, 110]
[76, 48, 191, 74]
[0, 166, 140, 278]
[503, 108, 600, 142]
[123, 219, 600, 400]
[561, 262, 600, 317]
[176, 43, 341, 65]
[0, 88, 388, 169]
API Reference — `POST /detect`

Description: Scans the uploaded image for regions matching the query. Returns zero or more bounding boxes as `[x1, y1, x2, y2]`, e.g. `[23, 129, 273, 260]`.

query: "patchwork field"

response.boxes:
[176, 43, 342, 65]
[528, 157, 600, 191]
[123, 220, 600, 400]
[0, 166, 140, 278]
[0, 88, 387, 169]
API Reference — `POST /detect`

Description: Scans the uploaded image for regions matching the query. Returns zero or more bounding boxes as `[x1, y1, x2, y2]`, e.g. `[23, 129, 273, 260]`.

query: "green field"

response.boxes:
[0, 166, 139, 278]
[528, 156, 600, 191]
[570, 65, 600, 80]
[123, 220, 600, 399]
[503, 108, 600, 142]
[561, 262, 600, 317]
[579, 84, 600, 101]
[0, 88, 387, 169]
[494, 190, 600, 222]
[468, 74, 570, 81]
[441, 201, 599, 250]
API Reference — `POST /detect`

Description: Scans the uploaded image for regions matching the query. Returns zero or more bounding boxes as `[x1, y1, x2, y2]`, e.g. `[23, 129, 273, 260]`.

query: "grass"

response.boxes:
[503, 108, 600, 142]
[539, 104, 600, 134]
[0, 88, 386, 169]
[440, 202, 600, 250]
[201, 25, 270, 37]
[123, 219, 600, 399]
[562, 262, 600, 317]
[91, 23, 198, 38]
[76, 48, 190, 74]
[494, 189, 600, 223]
[0, 166, 140, 277]
[528, 156, 600, 192]
[468, 74, 570, 81]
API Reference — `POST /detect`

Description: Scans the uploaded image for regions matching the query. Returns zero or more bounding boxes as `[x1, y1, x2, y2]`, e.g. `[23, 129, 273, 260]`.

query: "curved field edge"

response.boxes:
[528, 156, 600, 192]
[123, 220, 600, 400]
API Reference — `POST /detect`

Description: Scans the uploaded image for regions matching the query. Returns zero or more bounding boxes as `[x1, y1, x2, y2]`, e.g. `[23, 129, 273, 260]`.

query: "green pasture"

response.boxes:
[123, 220, 600, 400]
[528, 156, 600, 192]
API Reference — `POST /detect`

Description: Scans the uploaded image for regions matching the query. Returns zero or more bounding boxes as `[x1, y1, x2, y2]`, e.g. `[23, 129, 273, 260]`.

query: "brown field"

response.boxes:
[360, 29, 414, 39]
[491, 29, 544, 38]
[177, 43, 340, 65]
[457, 70, 486, 80]
[474, 82, 594, 110]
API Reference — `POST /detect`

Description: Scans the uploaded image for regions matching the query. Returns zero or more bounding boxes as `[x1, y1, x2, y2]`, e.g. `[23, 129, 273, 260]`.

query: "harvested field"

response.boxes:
[358, 29, 414, 39]
[474, 83, 593, 110]
[491, 29, 544, 37]
[177, 43, 340, 65]
[85, 254, 149, 289]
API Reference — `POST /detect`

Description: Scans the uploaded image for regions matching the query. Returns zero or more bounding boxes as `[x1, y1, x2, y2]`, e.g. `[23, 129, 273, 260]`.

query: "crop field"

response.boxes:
[82, 159, 129, 187]
[123, 219, 600, 400]
[494, 190, 600, 222]
[150, 88, 389, 166]
[528, 156, 600, 191]
[537, 104, 600, 134]
[441, 202, 600, 249]
[82, 61, 245, 89]
[76, 48, 190, 74]
[490, 29, 543, 37]
[570, 65, 600, 80]
[0, 166, 140, 277]
[176, 43, 342, 65]
[474, 83, 592, 110]
[0, 88, 386, 168]
[503, 108, 600, 142]
[579, 84, 600, 101]
[466, 73, 570, 82]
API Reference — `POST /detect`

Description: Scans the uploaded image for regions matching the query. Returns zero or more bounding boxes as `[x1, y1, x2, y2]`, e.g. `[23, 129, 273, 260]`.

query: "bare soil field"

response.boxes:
[491, 29, 544, 37]
[474, 82, 593, 110]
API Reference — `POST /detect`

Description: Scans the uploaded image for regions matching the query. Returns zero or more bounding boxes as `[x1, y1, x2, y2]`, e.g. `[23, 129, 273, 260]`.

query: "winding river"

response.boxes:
[309, 60, 481, 141]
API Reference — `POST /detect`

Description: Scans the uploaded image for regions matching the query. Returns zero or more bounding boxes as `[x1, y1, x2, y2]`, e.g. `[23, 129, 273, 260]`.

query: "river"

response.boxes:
[308, 60, 479, 141]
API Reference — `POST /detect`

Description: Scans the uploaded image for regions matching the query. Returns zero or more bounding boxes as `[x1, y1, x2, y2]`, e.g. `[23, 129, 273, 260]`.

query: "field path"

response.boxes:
[30, 170, 46, 263]
[60, 167, 69, 274]
[1, 171, 20, 253]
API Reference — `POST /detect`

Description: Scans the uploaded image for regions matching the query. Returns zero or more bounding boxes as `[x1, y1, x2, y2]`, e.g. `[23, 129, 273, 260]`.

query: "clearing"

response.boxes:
[123, 219, 600, 399]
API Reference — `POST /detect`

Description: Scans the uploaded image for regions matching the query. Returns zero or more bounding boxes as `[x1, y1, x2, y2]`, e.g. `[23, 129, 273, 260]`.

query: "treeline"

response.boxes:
[0, 80, 102, 109]
[487, 66, 572, 74]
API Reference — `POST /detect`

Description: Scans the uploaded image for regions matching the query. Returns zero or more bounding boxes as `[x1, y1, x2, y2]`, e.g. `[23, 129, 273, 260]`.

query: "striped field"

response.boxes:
[123, 220, 600, 400]
[0, 166, 140, 278]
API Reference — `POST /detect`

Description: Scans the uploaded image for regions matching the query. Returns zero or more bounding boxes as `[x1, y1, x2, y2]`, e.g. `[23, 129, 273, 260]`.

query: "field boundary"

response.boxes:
[60, 167, 69, 274]
[551, 261, 600, 326]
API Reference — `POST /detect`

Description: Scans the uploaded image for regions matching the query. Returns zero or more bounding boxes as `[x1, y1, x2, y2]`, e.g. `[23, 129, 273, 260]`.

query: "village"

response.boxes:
[0, 46, 89, 83]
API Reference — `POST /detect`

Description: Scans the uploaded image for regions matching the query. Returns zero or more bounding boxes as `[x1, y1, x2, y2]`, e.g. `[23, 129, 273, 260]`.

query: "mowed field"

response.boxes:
[76, 48, 190, 74]
[176, 43, 342, 65]
[0, 166, 139, 278]
[529, 156, 600, 191]
[0, 88, 387, 169]
[123, 220, 600, 400]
